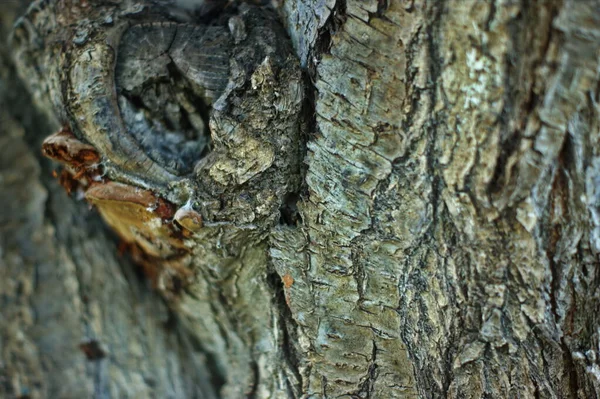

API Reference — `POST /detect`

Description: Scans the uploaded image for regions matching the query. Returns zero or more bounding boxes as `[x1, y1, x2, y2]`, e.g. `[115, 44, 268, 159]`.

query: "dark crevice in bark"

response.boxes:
[561, 338, 580, 399]
[265, 269, 303, 397]
[547, 128, 581, 397]
[374, 0, 388, 18]
[423, 1, 451, 396]
[352, 340, 378, 398]
[487, 131, 520, 198]
[176, 271, 228, 394]
[547, 140, 568, 325]
[279, 192, 301, 226]
[352, 245, 367, 309]
[489, 0, 560, 202]
[486, 3, 522, 199]
[548, 134, 579, 398]
[311, 0, 347, 69]
[424, 4, 444, 236]
[532, 378, 541, 399]
[282, 69, 312, 225]
[441, 330, 457, 398]
[484, 0, 497, 32]
[178, 308, 227, 396]
[246, 361, 260, 399]
[79, 340, 106, 361]
[169, 63, 212, 140]
[399, 21, 424, 145]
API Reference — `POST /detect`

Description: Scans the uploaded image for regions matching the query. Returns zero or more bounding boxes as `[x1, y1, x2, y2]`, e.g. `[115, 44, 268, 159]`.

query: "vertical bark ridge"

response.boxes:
[280, 0, 430, 396]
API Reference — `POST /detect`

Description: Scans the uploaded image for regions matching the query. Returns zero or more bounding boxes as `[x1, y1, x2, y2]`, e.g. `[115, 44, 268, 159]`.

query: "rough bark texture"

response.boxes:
[2, 0, 600, 398]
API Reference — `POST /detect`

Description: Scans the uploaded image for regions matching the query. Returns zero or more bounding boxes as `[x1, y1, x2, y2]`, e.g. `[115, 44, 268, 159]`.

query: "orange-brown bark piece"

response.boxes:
[42, 127, 100, 167]
[85, 182, 183, 258]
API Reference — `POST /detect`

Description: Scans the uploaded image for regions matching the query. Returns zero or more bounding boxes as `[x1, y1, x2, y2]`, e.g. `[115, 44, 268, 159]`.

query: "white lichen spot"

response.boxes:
[586, 349, 597, 362]
[145, 217, 163, 231]
[454, 341, 485, 368]
[516, 198, 537, 233]
[587, 364, 600, 382]
[461, 49, 492, 109]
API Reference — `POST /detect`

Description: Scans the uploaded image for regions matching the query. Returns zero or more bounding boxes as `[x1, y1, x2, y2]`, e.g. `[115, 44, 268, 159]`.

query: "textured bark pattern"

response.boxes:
[3, 0, 600, 398]
[280, 0, 600, 397]
[432, 2, 600, 397]
[279, 0, 423, 396]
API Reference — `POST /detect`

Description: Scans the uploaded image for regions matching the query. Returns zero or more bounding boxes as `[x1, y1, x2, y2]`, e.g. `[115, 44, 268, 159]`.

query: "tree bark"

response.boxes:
[2, 0, 600, 398]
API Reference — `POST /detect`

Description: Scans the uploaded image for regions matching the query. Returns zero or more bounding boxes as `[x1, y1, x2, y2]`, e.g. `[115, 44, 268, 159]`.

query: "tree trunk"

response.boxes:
[2, 0, 600, 398]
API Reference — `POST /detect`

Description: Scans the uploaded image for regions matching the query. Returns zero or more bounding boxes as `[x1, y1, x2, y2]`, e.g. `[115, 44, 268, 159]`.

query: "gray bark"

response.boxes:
[1, 4, 219, 399]
[2, 0, 600, 398]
